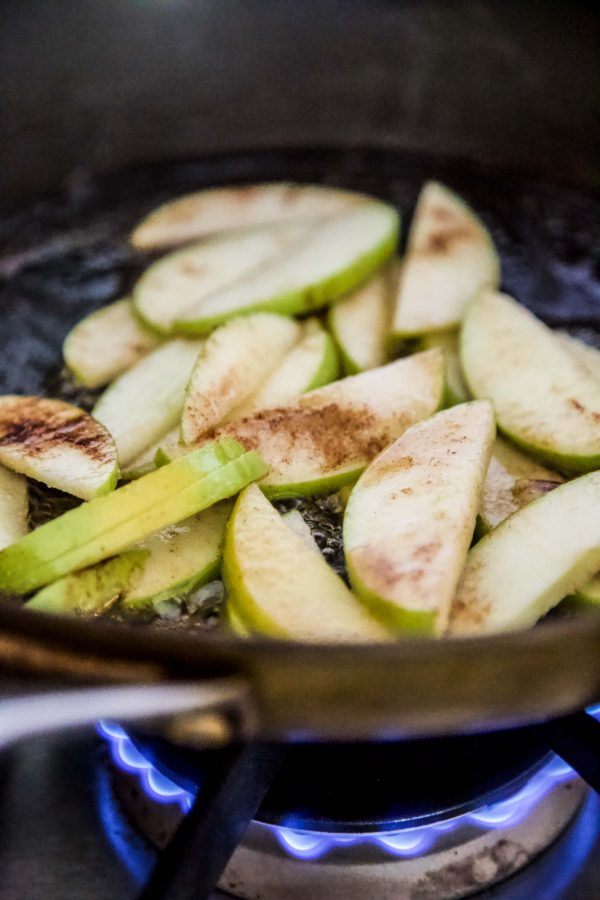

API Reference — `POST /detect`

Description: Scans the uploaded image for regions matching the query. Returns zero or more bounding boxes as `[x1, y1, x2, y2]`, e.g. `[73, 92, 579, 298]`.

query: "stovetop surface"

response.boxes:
[0, 729, 599, 899]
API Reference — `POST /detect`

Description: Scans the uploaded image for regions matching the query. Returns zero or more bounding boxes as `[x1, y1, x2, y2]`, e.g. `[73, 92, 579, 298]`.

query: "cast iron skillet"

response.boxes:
[0, 147, 600, 749]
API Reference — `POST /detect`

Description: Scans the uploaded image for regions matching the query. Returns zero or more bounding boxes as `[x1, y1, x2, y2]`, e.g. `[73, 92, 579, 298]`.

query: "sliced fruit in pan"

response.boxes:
[224, 319, 338, 420]
[93, 338, 203, 466]
[174, 202, 399, 333]
[327, 267, 394, 374]
[0, 440, 266, 594]
[449, 471, 600, 636]
[344, 401, 495, 637]
[479, 438, 564, 534]
[415, 330, 470, 407]
[181, 313, 301, 444]
[0, 465, 28, 551]
[63, 298, 160, 389]
[121, 501, 232, 610]
[25, 550, 149, 615]
[223, 484, 392, 642]
[0, 396, 118, 500]
[556, 331, 600, 381]
[130, 182, 364, 250]
[461, 291, 600, 472]
[133, 223, 309, 333]
[162, 350, 444, 499]
[390, 181, 499, 340]
[226, 604, 252, 637]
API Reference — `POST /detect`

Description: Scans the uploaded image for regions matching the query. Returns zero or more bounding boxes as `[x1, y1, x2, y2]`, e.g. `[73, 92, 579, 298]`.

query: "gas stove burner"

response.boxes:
[98, 723, 590, 899]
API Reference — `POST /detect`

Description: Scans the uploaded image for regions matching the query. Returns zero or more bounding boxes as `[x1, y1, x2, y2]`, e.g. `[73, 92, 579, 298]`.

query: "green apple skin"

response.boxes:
[0, 442, 266, 594]
[416, 330, 470, 407]
[303, 330, 340, 391]
[25, 551, 149, 615]
[173, 204, 400, 334]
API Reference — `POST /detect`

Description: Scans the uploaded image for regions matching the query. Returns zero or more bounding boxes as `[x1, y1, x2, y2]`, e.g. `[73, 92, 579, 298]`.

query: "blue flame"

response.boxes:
[97, 711, 599, 863]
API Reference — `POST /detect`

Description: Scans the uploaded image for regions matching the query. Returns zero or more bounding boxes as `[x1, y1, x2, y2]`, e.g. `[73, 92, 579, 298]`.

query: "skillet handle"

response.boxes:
[0, 676, 257, 750]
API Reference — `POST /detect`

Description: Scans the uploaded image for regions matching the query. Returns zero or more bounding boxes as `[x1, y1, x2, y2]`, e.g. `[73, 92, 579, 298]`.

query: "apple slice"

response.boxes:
[0, 396, 118, 500]
[174, 202, 399, 333]
[461, 292, 600, 472]
[63, 298, 160, 389]
[449, 471, 600, 636]
[0, 465, 28, 551]
[391, 182, 499, 339]
[223, 484, 392, 642]
[167, 350, 443, 499]
[0, 440, 266, 594]
[571, 575, 600, 606]
[130, 182, 364, 250]
[121, 502, 232, 610]
[344, 401, 495, 636]
[181, 313, 301, 444]
[415, 330, 470, 407]
[328, 267, 394, 374]
[556, 331, 600, 381]
[93, 338, 203, 466]
[224, 319, 338, 420]
[133, 223, 309, 333]
[25, 551, 149, 615]
[479, 439, 564, 533]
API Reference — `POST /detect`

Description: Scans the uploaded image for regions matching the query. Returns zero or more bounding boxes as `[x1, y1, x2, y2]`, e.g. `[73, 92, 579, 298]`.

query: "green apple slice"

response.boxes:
[223, 484, 392, 642]
[479, 438, 564, 533]
[224, 319, 339, 420]
[449, 471, 600, 636]
[63, 298, 160, 389]
[181, 313, 301, 444]
[130, 182, 364, 250]
[556, 331, 600, 381]
[174, 202, 400, 333]
[0, 441, 266, 594]
[167, 349, 443, 499]
[133, 223, 309, 333]
[391, 182, 499, 339]
[25, 550, 149, 615]
[93, 338, 203, 466]
[344, 401, 495, 636]
[0, 465, 28, 551]
[0, 396, 118, 500]
[461, 292, 600, 472]
[121, 502, 232, 610]
[415, 330, 470, 407]
[328, 267, 394, 374]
